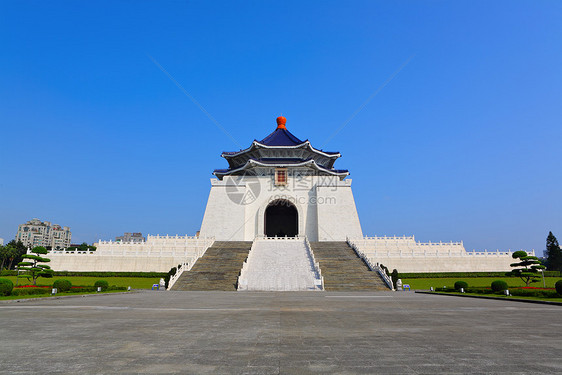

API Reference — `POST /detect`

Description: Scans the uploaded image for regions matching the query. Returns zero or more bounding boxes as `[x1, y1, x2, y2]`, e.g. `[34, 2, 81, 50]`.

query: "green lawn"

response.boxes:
[429, 291, 562, 303]
[0, 289, 128, 301]
[2, 276, 163, 289]
[401, 277, 562, 290]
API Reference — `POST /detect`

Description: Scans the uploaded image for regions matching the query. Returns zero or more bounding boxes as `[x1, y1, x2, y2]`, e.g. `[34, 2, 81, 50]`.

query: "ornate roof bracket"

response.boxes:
[213, 159, 349, 180]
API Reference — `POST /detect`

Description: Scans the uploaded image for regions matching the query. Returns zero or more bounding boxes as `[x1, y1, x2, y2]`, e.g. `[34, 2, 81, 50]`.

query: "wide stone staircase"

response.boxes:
[238, 238, 322, 291]
[170, 241, 252, 291]
[309, 241, 389, 291]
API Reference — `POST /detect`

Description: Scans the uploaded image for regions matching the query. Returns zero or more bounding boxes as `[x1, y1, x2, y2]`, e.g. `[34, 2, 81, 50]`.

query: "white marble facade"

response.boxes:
[348, 236, 534, 273]
[48, 235, 214, 272]
[199, 172, 363, 241]
[46, 117, 530, 273]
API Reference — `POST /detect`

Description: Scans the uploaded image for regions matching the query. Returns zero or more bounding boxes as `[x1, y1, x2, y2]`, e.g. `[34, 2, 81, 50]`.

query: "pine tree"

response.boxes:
[545, 231, 562, 272]
[17, 246, 54, 285]
[391, 269, 399, 289]
[509, 250, 545, 287]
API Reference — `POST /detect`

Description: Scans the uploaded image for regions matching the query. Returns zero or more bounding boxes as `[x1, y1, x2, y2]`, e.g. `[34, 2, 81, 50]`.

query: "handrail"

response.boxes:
[347, 237, 394, 290]
[237, 239, 259, 291]
[304, 236, 324, 291]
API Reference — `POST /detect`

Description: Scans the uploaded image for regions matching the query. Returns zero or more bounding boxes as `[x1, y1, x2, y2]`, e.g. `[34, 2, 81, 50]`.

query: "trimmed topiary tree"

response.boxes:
[17, 246, 54, 285]
[391, 269, 399, 289]
[164, 266, 177, 289]
[454, 281, 468, 291]
[491, 280, 508, 292]
[509, 250, 545, 287]
[53, 279, 72, 292]
[94, 280, 109, 291]
[555, 280, 562, 296]
[0, 278, 14, 296]
[380, 264, 390, 276]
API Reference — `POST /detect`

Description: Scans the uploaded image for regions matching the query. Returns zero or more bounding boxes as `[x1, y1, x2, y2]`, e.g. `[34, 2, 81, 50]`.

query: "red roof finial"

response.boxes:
[276, 116, 286, 129]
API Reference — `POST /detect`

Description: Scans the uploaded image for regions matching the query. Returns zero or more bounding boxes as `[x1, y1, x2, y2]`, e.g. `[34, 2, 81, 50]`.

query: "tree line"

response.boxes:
[0, 240, 27, 270]
[0, 241, 98, 272]
[545, 231, 562, 272]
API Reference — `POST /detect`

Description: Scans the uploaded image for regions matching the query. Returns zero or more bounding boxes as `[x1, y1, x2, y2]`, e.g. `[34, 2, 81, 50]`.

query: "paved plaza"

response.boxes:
[1, 291, 561, 374]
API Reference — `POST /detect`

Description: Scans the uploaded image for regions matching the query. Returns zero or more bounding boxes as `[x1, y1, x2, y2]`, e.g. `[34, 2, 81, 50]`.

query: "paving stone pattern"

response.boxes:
[2, 291, 561, 374]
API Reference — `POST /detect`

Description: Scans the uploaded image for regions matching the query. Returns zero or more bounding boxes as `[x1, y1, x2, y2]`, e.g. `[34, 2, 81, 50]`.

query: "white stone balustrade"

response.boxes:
[47, 236, 215, 273]
[347, 236, 535, 273]
[347, 240, 394, 290]
[304, 236, 324, 290]
[167, 239, 214, 290]
[50, 236, 214, 257]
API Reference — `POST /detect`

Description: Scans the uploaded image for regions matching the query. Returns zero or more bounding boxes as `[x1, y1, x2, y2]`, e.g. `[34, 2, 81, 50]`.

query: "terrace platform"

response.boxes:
[1, 291, 560, 374]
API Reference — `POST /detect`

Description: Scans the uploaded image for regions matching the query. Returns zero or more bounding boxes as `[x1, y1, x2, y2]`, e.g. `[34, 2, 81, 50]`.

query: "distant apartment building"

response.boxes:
[16, 218, 71, 250]
[0, 238, 4, 246]
[115, 232, 145, 243]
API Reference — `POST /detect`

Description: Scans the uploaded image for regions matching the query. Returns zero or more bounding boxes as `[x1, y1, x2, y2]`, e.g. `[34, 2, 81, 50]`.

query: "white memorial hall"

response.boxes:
[49, 116, 529, 291]
[199, 115, 362, 242]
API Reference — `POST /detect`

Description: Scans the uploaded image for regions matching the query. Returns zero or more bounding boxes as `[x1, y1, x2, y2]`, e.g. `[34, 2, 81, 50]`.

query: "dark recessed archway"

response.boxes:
[265, 200, 298, 237]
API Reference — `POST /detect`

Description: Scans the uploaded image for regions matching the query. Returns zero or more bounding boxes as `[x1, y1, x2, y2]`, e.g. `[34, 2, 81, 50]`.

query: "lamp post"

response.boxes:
[540, 269, 545, 288]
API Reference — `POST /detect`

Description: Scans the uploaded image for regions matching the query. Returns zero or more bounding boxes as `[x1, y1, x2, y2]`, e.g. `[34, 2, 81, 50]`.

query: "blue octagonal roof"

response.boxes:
[258, 127, 304, 146]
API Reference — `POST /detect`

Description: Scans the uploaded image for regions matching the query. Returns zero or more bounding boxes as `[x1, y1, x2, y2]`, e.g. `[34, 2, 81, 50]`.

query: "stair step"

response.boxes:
[309, 241, 389, 291]
[239, 239, 321, 291]
[171, 240, 389, 292]
[170, 241, 252, 291]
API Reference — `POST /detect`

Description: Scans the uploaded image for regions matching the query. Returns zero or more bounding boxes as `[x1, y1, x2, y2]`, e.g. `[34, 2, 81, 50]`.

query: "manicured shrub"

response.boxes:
[391, 269, 399, 289]
[0, 270, 166, 278]
[508, 289, 558, 298]
[11, 287, 50, 296]
[454, 281, 468, 291]
[53, 279, 72, 292]
[465, 288, 485, 294]
[399, 271, 561, 278]
[52, 271, 167, 278]
[0, 278, 14, 296]
[75, 286, 96, 292]
[164, 266, 177, 289]
[491, 280, 508, 292]
[68, 285, 125, 293]
[555, 280, 562, 295]
[109, 286, 127, 291]
[464, 287, 494, 294]
[509, 289, 537, 297]
[0, 271, 167, 278]
[94, 280, 109, 291]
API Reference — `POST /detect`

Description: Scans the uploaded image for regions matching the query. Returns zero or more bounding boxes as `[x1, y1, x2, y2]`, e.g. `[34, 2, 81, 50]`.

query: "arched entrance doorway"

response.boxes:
[264, 200, 298, 237]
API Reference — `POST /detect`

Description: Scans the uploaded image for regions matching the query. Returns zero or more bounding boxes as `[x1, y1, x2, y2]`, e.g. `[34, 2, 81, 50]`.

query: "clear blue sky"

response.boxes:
[1, 1, 560, 254]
